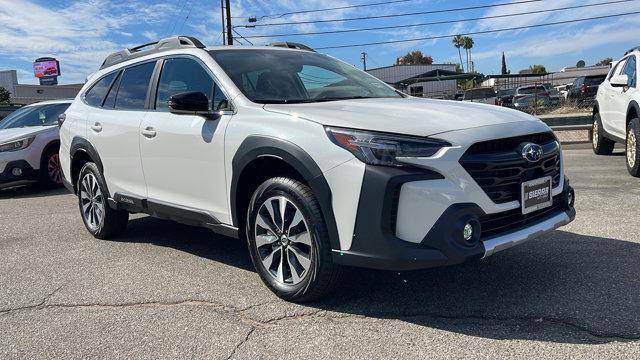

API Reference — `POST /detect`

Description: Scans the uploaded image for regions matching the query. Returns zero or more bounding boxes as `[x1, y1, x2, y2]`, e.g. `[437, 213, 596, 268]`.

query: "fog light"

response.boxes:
[463, 223, 474, 242]
[11, 167, 22, 177]
[567, 189, 575, 207]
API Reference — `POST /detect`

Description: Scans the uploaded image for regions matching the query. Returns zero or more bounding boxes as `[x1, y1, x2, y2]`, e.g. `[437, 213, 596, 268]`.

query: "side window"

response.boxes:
[155, 58, 216, 111]
[623, 56, 637, 88]
[84, 72, 117, 107]
[213, 84, 230, 111]
[609, 60, 625, 80]
[102, 71, 122, 109]
[114, 62, 156, 110]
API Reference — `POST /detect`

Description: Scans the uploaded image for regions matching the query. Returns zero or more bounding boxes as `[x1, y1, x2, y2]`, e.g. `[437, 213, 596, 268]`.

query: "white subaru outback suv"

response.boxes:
[592, 47, 640, 177]
[59, 37, 575, 301]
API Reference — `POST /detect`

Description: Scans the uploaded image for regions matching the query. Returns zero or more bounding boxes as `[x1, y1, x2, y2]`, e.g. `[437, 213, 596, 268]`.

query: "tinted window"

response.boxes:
[622, 56, 637, 88]
[518, 86, 546, 95]
[102, 71, 122, 109]
[156, 58, 215, 111]
[0, 103, 70, 129]
[464, 88, 496, 100]
[115, 62, 156, 110]
[609, 60, 625, 80]
[84, 72, 117, 107]
[585, 76, 606, 86]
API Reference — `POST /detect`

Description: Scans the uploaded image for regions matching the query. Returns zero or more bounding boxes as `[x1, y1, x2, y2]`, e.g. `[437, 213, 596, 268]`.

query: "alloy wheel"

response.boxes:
[47, 154, 62, 184]
[254, 196, 313, 286]
[628, 129, 637, 168]
[80, 173, 105, 231]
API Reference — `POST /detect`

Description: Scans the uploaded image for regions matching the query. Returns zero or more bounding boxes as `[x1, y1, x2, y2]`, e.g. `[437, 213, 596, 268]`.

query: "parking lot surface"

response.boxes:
[1, 148, 639, 359]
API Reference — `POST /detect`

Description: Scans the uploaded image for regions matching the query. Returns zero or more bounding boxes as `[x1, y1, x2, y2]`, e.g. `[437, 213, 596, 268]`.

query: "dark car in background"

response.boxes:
[497, 88, 516, 107]
[567, 75, 606, 106]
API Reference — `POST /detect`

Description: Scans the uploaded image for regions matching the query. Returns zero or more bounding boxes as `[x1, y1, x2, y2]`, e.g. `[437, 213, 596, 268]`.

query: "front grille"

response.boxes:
[459, 132, 561, 204]
[479, 195, 565, 238]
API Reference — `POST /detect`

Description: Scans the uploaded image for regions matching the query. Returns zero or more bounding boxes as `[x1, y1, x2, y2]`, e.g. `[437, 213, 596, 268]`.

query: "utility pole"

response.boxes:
[361, 52, 367, 71]
[220, 0, 226, 45]
[225, 0, 233, 45]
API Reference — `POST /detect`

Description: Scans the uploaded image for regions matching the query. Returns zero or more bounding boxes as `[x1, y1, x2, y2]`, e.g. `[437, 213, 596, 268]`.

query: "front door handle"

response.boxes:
[90, 122, 102, 133]
[141, 127, 157, 138]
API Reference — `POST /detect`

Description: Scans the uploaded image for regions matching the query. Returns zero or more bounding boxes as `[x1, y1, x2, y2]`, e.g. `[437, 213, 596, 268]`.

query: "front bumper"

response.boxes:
[0, 160, 39, 189]
[332, 165, 575, 271]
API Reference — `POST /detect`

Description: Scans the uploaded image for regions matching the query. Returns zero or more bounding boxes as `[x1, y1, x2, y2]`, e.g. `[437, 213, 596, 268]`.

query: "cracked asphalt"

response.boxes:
[1, 147, 640, 359]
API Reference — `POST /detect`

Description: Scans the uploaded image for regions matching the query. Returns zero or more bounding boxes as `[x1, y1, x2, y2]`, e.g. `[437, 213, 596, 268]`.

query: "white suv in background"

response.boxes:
[59, 36, 575, 302]
[0, 99, 71, 189]
[592, 47, 640, 176]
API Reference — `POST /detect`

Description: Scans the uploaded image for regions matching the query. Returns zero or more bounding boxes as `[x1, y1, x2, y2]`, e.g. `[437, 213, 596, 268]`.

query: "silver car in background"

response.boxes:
[513, 85, 551, 111]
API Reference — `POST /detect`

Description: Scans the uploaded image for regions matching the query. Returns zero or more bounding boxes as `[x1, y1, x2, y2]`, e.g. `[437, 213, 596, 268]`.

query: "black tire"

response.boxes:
[591, 113, 615, 155]
[40, 145, 63, 188]
[246, 177, 342, 302]
[77, 162, 129, 239]
[626, 118, 640, 177]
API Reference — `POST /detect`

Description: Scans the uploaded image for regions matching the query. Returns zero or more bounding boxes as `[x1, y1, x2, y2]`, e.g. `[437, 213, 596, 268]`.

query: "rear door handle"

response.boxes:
[90, 122, 102, 132]
[141, 127, 157, 138]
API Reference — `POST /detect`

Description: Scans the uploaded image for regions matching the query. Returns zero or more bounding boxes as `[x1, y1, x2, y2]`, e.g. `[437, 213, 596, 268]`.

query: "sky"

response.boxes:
[1, 0, 639, 85]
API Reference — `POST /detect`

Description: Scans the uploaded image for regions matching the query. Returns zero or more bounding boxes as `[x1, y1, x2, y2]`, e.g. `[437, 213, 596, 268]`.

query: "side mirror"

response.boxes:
[168, 92, 218, 119]
[610, 74, 629, 88]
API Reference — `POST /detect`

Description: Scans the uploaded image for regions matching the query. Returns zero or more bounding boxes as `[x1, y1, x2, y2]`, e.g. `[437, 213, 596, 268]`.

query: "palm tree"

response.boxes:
[452, 35, 465, 73]
[462, 36, 475, 72]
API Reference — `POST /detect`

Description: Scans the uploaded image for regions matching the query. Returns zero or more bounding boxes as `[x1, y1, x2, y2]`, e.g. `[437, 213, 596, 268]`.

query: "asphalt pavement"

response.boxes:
[1, 148, 639, 359]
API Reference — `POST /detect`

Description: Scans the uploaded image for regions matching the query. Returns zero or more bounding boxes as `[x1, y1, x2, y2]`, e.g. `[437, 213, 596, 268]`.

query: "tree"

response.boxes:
[0, 87, 10, 105]
[452, 35, 465, 72]
[396, 50, 433, 65]
[597, 57, 613, 66]
[501, 52, 509, 75]
[461, 36, 474, 72]
[529, 64, 547, 74]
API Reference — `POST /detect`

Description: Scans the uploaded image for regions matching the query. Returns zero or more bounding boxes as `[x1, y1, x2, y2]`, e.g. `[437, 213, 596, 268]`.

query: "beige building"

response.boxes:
[0, 70, 83, 105]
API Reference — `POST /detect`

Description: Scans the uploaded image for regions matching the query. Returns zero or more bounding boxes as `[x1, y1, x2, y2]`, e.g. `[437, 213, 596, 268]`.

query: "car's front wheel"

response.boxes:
[40, 146, 63, 188]
[591, 113, 615, 155]
[77, 162, 129, 239]
[246, 177, 342, 302]
[626, 118, 640, 177]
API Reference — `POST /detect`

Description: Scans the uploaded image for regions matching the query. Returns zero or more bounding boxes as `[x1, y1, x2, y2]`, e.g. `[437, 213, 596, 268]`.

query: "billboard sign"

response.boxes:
[33, 57, 61, 85]
[33, 58, 60, 78]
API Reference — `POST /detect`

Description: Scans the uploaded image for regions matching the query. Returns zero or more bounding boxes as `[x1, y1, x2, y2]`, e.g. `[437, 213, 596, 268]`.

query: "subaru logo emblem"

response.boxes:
[521, 143, 543, 163]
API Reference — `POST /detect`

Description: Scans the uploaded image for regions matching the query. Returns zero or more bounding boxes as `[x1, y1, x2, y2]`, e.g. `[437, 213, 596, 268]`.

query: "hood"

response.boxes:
[0, 126, 57, 144]
[264, 97, 541, 136]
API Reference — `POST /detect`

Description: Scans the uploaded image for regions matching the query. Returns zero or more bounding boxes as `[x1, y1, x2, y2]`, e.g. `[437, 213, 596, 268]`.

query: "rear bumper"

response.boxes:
[332, 165, 575, 271]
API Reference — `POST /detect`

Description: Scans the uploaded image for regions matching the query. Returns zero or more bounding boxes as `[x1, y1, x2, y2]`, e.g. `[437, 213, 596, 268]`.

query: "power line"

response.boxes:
[177, 0, 196, 34]
[167, 0, 188, 36]
[252, 0, 547, 27]
[315, 11, 640, 50]
[237, 0, 413, 20]
[232, 28, 254, 45]
[245, 0, 635, 38]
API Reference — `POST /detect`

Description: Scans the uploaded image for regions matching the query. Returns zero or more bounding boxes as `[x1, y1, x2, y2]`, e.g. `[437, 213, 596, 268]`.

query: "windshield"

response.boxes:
[0, 103, 69, 130]
[585, 76, 606, 86]
[518, 86, 546, 95]
[209, 49, 401, 103]
[463, 88, 496, 100]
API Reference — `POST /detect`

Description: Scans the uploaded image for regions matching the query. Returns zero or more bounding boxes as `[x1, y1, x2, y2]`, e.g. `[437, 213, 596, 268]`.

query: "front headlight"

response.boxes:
[0, 136, 35, 152]
[325, 127, 450, 167]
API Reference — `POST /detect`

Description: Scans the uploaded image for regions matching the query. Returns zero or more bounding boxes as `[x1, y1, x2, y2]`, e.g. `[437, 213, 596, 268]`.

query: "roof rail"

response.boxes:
[624, 46, 640, 56]
[268, 42, 316, 52]
[100, 36, 206, 70]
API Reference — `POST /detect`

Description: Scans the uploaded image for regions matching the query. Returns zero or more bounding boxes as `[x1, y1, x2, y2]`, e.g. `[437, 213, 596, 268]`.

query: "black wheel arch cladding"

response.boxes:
[70, 137, 108, 196]
[231, 135, 341, 250]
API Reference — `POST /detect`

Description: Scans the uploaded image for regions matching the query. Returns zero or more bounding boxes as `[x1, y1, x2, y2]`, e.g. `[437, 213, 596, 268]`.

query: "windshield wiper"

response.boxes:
[307, 96, 376, 103]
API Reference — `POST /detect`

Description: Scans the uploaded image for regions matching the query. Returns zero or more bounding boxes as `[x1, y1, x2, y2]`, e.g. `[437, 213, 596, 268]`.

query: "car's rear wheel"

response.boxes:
[77, 162, 128, 239]
[246, 177, 342, 302]
[591, 113, 615, 155]
[40, 146, 63, 188]
[626, 118, 640, 177]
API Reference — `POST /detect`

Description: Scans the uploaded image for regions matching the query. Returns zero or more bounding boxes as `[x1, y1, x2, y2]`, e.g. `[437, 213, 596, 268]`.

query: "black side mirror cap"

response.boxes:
[168, 91, 215, 118]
